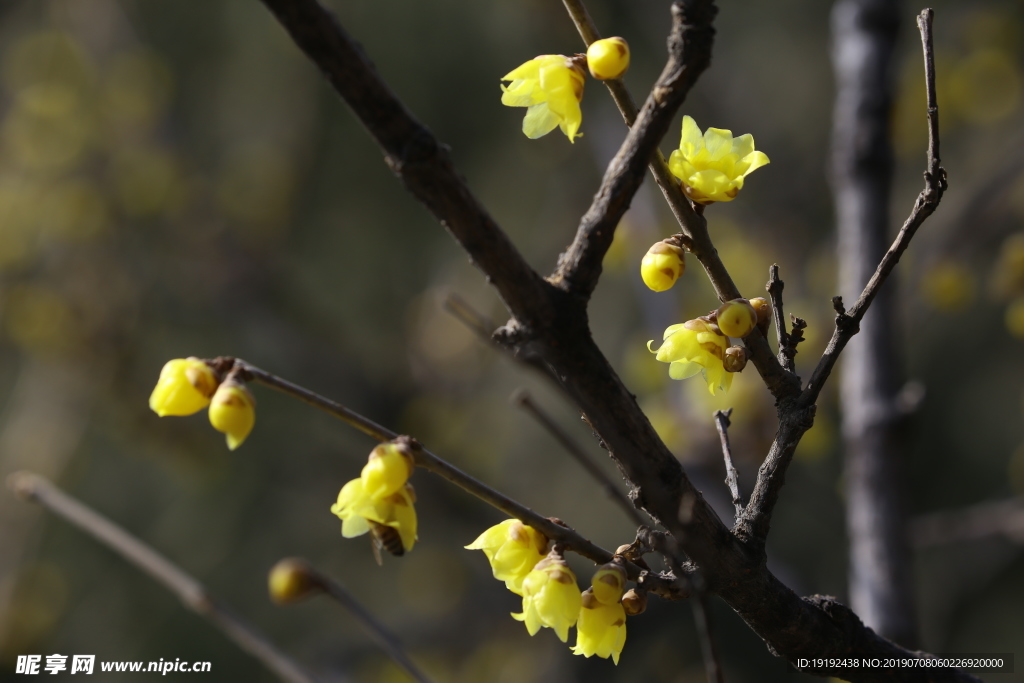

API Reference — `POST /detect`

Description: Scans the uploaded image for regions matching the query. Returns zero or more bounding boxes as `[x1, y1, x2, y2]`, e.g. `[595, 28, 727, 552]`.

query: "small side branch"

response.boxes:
[278, 560, 433, 683]
[911, 498, 1024, 547]
[802, 8, 946, 406]
[233, 359, 685, 600]
[766, 265, 790, 368]
[8, 472, 316, 683]
[713, 409, 743, 520]
[513, 389, 644, 525]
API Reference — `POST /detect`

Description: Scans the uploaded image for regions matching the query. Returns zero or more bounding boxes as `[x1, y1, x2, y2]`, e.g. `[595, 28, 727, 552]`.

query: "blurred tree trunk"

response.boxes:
[831, 0, 918, 647]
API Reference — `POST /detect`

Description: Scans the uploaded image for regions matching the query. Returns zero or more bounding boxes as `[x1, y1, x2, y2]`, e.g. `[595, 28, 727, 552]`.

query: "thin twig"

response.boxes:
[802, 7, 945, 406]
[693, 589, 726, 683]
[910, 498, 1024, 547]
[442, 294, 552, 377]
[513, 389, 644, 525]
[766, 265, 791, 370]
[7, 472, 317, 683]
[298, 562, 433, 683]
[739, 7, 946, 545]
[231, 359, 686, 600]
[560, 0, 798, 399]
[712, 410, 743, 520]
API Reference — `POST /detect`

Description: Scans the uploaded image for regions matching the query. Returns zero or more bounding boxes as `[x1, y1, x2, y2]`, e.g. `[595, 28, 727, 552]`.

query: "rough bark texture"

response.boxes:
[831, 0, 918, 647]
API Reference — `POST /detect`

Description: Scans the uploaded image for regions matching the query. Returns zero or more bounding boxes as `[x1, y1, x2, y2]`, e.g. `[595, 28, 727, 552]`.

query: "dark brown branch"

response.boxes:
[739, 7, 946, 547]
[766, 265, 791, 370]
[8, 472, 317, 683]
[257, 0, 555, 329]
[552, 0, 716, 302]
[293, 561, 433, 683]
[560, 0, 799, 399]
[713, 409, 743, 520]
[442, 294, 553, 378]
[234, 359, 685, 600]
[513, 389, 644, 525]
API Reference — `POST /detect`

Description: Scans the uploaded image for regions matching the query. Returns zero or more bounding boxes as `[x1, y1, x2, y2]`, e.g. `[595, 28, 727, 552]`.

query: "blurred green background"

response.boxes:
[0, 0, 1022, 681]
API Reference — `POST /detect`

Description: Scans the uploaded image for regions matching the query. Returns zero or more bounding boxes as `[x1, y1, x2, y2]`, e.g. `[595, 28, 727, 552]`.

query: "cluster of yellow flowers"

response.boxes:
[500, 37, 630, 143]
[331, 440, 418, 556]
[466, 520, 644, 664]
[648, 298, 769, 395]
[149, 358, 256, 449]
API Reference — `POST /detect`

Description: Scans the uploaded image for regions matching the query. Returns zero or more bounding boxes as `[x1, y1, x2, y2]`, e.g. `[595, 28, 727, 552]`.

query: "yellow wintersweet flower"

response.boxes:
[501, 55, 585, 142]
[361, 440, 415, 499]
[573, 589, 627, 664]
[465, 519, 548, 595]
[512, 557, 582, 642]
[640, 241, 686, 292]
[668, 116, 769, 204]
[149, 357, 218, 417]
[586, 37, 630, 80]
[649, 318, 731, 395]
[331, 478, 418, 553]
[208, 379, 256, 450]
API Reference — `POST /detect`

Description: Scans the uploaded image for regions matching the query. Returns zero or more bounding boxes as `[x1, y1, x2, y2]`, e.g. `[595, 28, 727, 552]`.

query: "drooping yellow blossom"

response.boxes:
[361, 441, 415, 500]
[208, 379, 256, 450]
[149, 357, 218, 417]
[501, 55, 585, 142]
[640, 241, 686, 292]
[668, 116, 769, 204]
[512, 557, 582, 642]
[573, 589, 627, 664]
[586, 37, 630, 80]
[716, 299, 758, 338]
[331, 478, 418, 553]
[649, 319, 732, 395]
[465, 519, 548, 595]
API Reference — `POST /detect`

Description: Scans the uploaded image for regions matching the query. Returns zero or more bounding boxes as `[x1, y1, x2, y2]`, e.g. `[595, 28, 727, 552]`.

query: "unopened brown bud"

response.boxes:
[268, 558, 319, 604]
[723, 346, 748, 373]
[621, 588, 648, 615]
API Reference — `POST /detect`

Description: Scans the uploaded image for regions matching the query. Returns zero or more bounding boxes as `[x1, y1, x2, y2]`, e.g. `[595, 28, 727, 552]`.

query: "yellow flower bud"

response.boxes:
[723, 345, 748, 373]
[748, 297, 772, 326]
[621, 588, 647, 616]
[716, 299, 758, 338]
[361, 440, 415, 500]
[148, 358, 218, 417]
[512, 558, 582, 642]
[268, 558, 319, 604]
[573, 588, 627, 664]
[586, 37, 630, 80]
[208, 378, 256, 450]
[640, 241, 686, 292]
[591, 562, 626, 606]
[465, 519, 548, 595]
